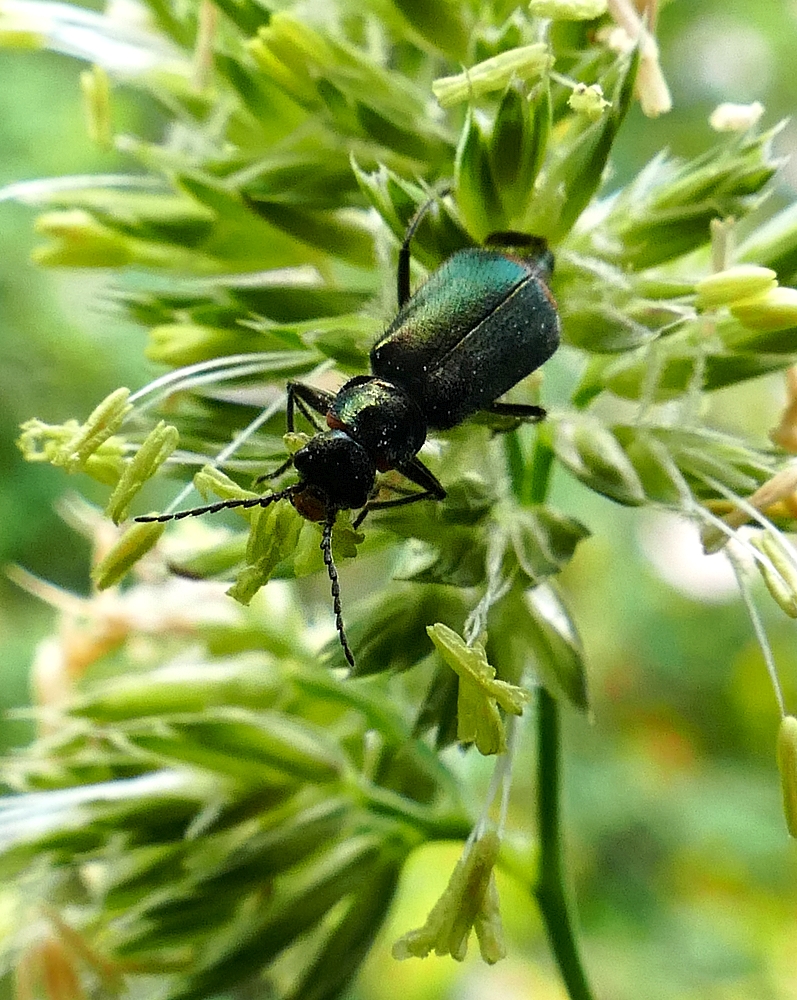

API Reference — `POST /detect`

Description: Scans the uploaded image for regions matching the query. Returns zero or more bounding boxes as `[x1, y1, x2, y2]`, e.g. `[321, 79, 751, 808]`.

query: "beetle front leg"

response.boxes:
[253, 382, 337, 485]
[253, 455, 294, 486]
[286, 381, 337, 432]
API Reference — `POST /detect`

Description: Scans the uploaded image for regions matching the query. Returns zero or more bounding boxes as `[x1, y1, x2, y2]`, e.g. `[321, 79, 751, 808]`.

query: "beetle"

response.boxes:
[137, 195, 561, 667]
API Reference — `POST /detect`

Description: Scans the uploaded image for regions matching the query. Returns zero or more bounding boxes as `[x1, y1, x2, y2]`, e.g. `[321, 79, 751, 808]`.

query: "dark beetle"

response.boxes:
[137, 196, 561, 666]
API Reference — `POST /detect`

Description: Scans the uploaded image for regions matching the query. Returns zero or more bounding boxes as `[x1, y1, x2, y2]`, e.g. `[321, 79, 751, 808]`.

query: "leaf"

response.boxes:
[551, 416, 646, 505]
[488, 583, 588, 710]
[504, 505, 590, 583]
[393, 534, 486, 587]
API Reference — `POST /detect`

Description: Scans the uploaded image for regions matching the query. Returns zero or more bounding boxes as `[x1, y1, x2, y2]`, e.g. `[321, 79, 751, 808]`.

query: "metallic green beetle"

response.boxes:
[138, 197, 561, 666]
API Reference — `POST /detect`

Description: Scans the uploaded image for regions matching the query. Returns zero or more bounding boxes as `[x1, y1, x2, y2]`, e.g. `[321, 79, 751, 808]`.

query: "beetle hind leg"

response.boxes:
[487, 401, 546, 422]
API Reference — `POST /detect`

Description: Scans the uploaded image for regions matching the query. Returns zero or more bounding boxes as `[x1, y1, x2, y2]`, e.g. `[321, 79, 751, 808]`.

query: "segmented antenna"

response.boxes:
[321, 510, 355, 669]
[135, 484, 300, 523]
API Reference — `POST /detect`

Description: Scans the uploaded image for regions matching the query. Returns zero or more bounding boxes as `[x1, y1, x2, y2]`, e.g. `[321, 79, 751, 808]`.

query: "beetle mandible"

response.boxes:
[137, 195, 561, 667]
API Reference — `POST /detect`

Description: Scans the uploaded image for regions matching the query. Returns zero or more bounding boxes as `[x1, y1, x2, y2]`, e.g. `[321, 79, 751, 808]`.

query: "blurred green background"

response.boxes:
[2, 1, 797, 998]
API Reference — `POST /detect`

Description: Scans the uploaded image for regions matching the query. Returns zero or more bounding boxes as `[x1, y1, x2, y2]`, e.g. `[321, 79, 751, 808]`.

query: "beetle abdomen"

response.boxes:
[371, 248, 560, 430]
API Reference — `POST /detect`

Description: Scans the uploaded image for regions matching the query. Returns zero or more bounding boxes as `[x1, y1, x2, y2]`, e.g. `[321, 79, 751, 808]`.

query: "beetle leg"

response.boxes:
[353, 489, 439, 530]
[397, 225, 415, 309]
[486, 401, 547, 422]
[251, 381, 337, 484]
[398, 455, 447, 498]
[253, 454, 294, 486]
[484, 231, 553, 272]
[352, 456, 446, 529]
[397, 187, 453, 308]
[286, 381, 336, 433]
[484, 231, 547, 252]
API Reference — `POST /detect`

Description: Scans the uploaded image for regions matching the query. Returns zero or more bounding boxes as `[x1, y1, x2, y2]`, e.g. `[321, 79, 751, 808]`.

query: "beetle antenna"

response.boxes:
[135, 484, 300, 523]
[321, 511, 355, 669]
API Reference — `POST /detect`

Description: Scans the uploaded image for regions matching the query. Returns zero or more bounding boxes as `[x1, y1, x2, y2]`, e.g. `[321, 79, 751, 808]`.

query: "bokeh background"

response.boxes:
[2, 1, 797, 998]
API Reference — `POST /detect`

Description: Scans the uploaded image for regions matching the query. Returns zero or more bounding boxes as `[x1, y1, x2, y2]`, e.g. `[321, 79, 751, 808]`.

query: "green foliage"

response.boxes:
[5, 1, 797, 999]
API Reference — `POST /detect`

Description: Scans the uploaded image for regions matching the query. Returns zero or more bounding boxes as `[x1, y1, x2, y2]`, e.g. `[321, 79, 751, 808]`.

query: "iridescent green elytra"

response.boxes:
[371, 245, 559, 429]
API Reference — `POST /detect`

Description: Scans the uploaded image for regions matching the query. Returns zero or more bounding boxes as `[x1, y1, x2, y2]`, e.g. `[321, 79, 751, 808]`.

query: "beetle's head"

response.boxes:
[134, 429, 369, 670]
[291, 430, 376, 520]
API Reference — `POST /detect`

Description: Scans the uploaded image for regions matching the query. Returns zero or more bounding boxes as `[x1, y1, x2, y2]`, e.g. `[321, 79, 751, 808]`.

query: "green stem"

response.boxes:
[504, 428, 527, 499]
[534, 687, 596, 1000]
[498, 402, 592, 994]
[522, 436, 595, 999]
[525, 435, 555, 505]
